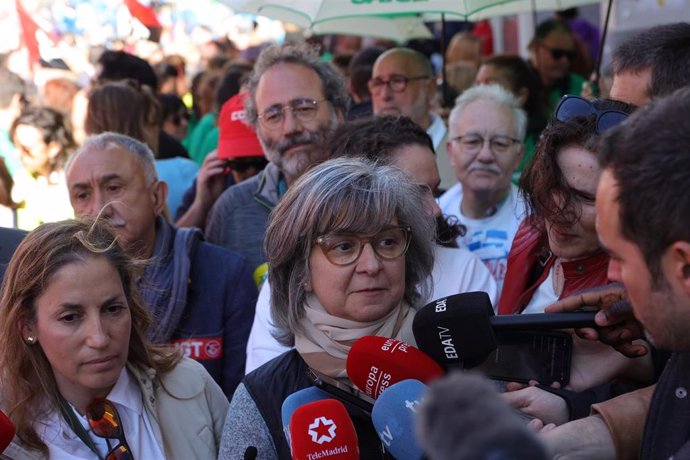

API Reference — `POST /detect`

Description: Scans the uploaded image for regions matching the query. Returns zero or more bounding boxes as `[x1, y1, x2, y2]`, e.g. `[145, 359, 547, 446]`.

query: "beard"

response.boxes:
[260, 112, 339, 181]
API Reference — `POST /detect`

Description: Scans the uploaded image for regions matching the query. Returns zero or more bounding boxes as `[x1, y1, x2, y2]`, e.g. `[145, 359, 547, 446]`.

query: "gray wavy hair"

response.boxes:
[243, 42, 351, 126]
[266, 157, 436, 346]
[449, 83, 528, 141]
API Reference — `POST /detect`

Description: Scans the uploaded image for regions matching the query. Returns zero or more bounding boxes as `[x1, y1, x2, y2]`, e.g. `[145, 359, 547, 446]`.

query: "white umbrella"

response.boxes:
[310, 15, 433, 43]
[227, 0, 602, 24]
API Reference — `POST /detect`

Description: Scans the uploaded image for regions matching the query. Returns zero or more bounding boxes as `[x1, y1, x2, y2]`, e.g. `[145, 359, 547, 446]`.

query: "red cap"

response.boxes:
[217, 93, 264, 160]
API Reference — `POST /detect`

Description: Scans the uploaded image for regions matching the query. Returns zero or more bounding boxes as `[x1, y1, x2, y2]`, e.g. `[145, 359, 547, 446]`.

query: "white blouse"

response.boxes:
[36, 368, 166, 459]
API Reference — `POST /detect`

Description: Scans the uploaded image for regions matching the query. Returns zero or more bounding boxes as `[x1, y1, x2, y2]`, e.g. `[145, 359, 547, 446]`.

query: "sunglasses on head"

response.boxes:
[85, 399, 133, 460]
[555, 95, 629, 134]
[545, 46, 577, 61]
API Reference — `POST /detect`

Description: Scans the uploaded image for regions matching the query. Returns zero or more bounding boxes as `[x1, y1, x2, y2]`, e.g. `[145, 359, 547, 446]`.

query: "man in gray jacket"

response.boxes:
[205, 43, 349, 284]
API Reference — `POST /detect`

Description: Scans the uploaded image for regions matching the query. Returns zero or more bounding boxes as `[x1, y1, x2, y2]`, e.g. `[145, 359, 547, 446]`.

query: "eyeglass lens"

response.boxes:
[550, 48, 576, 60]
[556, 96, 595, 121]
[260, 99, 320, 129]
[556, 96, 629, 133]
[86, 399, 133, 460]
[318, 227, 410, 265]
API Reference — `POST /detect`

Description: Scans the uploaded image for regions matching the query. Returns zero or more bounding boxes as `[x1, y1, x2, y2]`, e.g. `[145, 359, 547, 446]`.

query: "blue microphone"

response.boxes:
[371, 379, 427, 460]
[281, 386, 332, 447]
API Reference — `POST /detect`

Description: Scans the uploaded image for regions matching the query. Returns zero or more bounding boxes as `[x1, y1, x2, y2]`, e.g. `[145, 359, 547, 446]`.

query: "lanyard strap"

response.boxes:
[57, 396, 104, 460]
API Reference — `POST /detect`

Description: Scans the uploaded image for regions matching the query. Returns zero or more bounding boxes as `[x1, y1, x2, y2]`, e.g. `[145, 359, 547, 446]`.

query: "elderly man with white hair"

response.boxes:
[440, 84, 528, 298]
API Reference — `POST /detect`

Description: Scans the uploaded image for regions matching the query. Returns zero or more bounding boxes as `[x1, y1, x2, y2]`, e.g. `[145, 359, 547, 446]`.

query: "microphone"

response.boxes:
[282, 386, 332, 447]
[346, 336, 444, 399]
[413, 292, 596, 367]
[289, 399, 359, 459]
[371, 379, 427, 460]
[416, 371, 549, 460]
[0, 409, 15, 454]
[243, 446, 257, 460]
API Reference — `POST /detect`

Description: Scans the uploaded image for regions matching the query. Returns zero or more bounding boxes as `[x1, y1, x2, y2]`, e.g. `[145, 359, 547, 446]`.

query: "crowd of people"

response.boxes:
[0, 13, 689, 460]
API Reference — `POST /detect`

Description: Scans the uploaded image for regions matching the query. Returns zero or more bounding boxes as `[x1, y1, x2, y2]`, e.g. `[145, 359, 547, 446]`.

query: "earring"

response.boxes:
[25, 336, 36, 344]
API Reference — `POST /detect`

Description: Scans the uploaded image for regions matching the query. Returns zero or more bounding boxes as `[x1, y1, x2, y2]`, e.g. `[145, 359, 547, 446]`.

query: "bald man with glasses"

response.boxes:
[370, 47, 457, 190]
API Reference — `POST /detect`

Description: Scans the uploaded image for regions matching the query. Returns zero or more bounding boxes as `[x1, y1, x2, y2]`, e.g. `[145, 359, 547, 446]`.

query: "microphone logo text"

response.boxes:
[437, 326, 458, 360]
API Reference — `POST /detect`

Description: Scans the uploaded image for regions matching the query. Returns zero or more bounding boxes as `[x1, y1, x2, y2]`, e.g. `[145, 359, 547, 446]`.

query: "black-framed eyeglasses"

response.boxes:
[257, 98, 328, 130]
[450, 134, 522, 155]
[315, 226, 412, 266]
[542, 45, 577, 61]
[555, 95, 629, 134]
[85, 399, 133, 460]
[367, 74, 431, 93]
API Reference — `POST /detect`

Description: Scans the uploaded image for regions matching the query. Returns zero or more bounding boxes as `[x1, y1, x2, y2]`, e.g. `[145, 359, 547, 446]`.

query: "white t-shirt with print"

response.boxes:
[438, 182, 527, 299]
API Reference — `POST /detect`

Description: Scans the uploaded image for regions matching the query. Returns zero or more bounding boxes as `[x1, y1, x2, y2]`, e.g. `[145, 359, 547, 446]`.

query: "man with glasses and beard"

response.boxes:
[205, 43, 349, 282]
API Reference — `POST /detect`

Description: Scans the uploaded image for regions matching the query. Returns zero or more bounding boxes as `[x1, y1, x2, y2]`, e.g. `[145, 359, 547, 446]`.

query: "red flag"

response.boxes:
[15, 0, 40, 66]
[124, 0, 162, 29]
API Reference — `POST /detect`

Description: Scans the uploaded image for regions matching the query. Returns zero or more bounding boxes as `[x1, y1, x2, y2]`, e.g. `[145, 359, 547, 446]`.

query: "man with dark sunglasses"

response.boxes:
[370, 47, 457, 191]
[528, 19, 586, 117]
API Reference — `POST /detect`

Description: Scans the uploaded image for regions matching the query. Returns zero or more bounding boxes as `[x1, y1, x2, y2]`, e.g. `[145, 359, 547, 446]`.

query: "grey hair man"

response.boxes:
[66, 132, 257, 397]
[205, 42, 349, 279]
[369, 47, 457, 189]
[439, 84, 527, 296]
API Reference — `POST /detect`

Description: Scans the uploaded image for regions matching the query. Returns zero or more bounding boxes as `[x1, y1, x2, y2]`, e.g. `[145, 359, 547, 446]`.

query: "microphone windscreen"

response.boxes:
[371, 379, 427, 460]
[413, 292, 497, 367]
[0, 409, 15, 453]
[282, 386, 332, 447]
[289, 399, 359, 460]
[416, 371, 549, 460]
[346, 336, 444, 399]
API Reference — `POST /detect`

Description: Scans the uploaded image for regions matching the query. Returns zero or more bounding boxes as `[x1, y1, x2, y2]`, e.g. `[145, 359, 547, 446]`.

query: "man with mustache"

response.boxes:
[205, 43, 349, 280]
[439, 84, 528, 297]
[65, 132, 257, 398]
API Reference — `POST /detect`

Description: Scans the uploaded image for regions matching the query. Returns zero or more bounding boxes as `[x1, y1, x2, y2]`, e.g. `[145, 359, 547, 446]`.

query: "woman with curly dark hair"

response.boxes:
[498, 96, 635, 315]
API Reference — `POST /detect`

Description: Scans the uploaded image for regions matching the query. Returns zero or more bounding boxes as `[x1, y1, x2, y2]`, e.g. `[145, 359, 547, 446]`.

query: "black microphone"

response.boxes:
[413, 292, 595, 366]
[243, 446, 257, 460]
[416, 371, 549, 460]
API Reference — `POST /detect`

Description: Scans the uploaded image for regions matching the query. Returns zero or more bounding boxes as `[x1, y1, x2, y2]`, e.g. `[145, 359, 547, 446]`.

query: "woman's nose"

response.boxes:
[356, 243, 383, 274]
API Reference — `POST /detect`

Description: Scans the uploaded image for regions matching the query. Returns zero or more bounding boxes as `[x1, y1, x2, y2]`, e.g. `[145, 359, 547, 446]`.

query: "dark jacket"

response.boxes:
[243, 350, 391, 459]
[498, 218, 609, 315]
[170, 229, 257, 398]
[641, 351, 690, 459]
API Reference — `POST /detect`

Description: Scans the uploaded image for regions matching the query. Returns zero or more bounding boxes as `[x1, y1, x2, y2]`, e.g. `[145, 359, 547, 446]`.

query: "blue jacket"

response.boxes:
[169, 231, 257, 398]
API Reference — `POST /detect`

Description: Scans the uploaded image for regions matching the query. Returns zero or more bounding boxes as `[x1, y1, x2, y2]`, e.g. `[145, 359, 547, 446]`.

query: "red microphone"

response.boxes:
[0, 409, 16, 453]
[346, 336, 444, 399]
[289, 399, 359, 460]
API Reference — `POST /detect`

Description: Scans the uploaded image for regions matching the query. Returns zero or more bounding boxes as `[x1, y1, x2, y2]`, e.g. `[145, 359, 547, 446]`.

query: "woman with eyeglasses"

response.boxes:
[0, 219, 228, 459]
[219, 157, 436, 459]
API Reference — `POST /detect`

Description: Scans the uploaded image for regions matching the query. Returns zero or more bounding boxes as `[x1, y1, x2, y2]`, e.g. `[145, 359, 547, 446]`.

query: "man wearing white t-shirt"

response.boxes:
[440, 84, 528, 297]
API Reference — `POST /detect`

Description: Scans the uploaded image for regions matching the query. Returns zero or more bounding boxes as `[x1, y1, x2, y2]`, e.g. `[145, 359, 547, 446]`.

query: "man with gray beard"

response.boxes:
[205, 43, 349, 280]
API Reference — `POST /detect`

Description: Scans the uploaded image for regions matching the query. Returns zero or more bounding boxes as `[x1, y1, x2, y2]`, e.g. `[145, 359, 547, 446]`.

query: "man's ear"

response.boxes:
[151, 180, 168, 217]
[667, 241, 690, 293]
